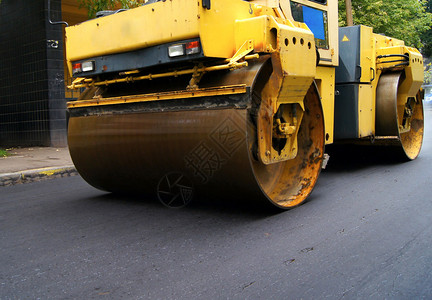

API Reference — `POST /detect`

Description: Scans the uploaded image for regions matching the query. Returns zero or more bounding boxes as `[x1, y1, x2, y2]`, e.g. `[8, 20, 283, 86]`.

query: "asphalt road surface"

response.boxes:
[2, 104, 432, 299]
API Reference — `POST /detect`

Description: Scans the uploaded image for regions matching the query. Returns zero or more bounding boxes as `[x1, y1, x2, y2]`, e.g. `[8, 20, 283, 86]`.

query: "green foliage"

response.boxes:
[0, 149, 9, 157]
[421, 0, 432, 57]
[77, 0, 144, 19]
[338, 0, 432, 50]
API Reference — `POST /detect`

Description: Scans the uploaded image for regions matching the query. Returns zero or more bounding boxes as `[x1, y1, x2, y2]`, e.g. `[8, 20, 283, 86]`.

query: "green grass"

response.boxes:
[0, 148, 10, 157]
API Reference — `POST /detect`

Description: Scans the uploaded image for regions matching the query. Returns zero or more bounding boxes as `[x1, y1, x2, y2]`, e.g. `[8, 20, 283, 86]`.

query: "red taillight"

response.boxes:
[186, 41, 200, 55]
[72, 63, 82, 75]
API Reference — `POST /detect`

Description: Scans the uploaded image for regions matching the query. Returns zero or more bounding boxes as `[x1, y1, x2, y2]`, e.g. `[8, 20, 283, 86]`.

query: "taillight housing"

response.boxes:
[185, 41, 200, 55]
[72, 63, 82, 75]
[168, 40, 200, 58]
[72, 61, 94, 75]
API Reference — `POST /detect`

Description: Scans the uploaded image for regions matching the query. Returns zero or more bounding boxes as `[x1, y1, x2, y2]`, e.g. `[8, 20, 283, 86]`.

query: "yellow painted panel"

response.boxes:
[316, 66, 335, 144]
[235, 16, 268, 53]
[359, 26, 374, 83]
[278, 22, 316, 78]
[399, 47, 424, 97]
[358, 84, 374, 138]
[199, 0, 257, 58]
[66, 1, 200, 62]
[250, 0, 280, 7]
[374, 34, 404, 49]
[325, 0, 339, 66]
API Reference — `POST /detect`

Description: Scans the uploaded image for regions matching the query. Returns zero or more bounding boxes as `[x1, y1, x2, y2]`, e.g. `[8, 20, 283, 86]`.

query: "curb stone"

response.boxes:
[0, 166, 78, 187]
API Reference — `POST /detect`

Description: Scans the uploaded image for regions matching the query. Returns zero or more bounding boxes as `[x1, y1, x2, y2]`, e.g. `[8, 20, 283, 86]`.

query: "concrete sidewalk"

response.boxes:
[0, 147, 77, 187]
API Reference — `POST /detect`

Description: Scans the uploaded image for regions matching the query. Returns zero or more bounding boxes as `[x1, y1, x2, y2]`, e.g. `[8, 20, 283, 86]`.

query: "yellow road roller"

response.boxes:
[66, 0, 424, 209]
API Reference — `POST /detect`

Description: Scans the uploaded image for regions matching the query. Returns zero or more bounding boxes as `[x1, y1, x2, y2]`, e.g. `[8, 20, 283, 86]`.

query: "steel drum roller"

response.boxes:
[68, 58, 324, 209]
[376, 72, 424, 160]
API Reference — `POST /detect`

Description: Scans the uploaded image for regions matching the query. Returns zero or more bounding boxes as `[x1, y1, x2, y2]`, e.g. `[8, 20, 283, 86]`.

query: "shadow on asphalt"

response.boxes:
[324, 144, 411, 173]
[83, 144, 411, 216]
[86, 190, 283, 218]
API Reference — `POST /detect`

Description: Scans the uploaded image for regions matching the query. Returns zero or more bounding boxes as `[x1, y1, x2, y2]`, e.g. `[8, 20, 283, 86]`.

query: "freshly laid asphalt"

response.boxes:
[0, 147, 77, 187]
[1, 103, 432, 298]
[1, 104, 432, 298]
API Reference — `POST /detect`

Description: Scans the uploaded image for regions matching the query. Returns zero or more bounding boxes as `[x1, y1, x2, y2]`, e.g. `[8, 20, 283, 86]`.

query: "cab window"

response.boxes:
[290, 1, 329, 49]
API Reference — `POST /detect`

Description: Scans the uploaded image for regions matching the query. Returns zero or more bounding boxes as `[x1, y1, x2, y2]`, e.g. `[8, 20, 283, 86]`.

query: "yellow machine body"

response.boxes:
[65, 0, 292, 72]
[66, 0, 424, 209]
[334, 25, 424, 152]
